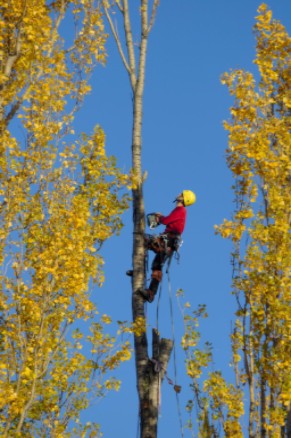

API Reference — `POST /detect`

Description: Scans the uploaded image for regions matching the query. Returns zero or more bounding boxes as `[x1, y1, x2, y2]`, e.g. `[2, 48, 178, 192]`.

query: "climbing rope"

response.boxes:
[167, 267, 184, 438]
[136, 405, 140, 438]
[153, 254, 184, 437]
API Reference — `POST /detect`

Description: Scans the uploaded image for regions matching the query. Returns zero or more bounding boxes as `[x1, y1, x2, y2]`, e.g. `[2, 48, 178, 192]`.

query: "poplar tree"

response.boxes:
[0, 1, 131, 436]
[183, 5, 290, 437]
[219, 5, 291, 435]
[102, 2, 173, 437]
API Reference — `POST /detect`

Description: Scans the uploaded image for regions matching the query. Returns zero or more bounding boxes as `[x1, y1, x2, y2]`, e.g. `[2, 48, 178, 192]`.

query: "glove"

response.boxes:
[155, 213, 162, 223]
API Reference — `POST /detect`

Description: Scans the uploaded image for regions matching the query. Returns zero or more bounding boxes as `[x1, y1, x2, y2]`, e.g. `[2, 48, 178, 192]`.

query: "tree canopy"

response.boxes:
[0, 1, 131, 436]
[184, 5, 291, 436]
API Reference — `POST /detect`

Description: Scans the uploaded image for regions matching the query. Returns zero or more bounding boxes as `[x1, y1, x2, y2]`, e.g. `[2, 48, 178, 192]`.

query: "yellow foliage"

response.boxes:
[203, 372, 244, 437]
[183, 304, 244, 435]
[0, 1, 131, 436]
[130, 316, 147, 336]
[218, 4, 291, 434]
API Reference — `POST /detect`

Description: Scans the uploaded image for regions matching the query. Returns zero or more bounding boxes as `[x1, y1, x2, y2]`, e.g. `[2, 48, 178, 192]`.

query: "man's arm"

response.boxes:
[158, 208, 179, 225]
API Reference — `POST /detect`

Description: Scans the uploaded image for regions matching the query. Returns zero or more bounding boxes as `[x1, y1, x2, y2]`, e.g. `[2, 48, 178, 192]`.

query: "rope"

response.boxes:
[153, 251, 185, 437]
[136, 405, 140, 438]
[154, 278, 163, 417]
[167, 268, 184, 438]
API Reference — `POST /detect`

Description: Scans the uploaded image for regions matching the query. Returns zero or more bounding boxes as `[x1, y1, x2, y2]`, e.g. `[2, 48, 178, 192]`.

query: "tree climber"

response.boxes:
[130, 190, 196, 303]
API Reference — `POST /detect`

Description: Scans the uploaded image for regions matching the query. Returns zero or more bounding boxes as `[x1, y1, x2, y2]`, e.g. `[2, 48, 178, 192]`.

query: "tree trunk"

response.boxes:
[102, 2, 173, 436]
[137, 330, 173, 438]
[131, 64, 173, 438]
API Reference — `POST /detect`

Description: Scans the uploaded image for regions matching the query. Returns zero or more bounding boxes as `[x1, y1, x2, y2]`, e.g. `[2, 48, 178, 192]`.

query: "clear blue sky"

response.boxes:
[72, 1, 291, 436]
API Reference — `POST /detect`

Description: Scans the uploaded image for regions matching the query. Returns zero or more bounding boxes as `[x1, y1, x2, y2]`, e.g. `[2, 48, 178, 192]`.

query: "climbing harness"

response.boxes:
[145, 232, 183, 255]
[142, 232, 183, 304]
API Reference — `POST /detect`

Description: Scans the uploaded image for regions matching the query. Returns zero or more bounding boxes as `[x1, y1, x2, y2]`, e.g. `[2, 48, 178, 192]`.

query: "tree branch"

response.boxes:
[122, 0, 136, 89]
[102, 1, 133, 81]
[148, 0, 160, 34]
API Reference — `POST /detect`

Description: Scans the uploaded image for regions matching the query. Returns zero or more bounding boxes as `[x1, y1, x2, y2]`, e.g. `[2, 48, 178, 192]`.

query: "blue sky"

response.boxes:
[72, 1, 291, 436]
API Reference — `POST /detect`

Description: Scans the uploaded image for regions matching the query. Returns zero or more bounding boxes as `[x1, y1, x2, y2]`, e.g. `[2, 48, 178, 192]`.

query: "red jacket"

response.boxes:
[159, 206, 186, 235]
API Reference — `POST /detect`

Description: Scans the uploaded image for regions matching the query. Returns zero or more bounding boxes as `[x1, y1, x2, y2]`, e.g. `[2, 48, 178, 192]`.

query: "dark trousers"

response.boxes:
[145, 233, 179, 294]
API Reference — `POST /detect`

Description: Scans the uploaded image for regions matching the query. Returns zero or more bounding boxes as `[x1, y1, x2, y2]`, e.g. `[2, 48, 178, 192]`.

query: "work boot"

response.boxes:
[148, 278, 159, 294]
[138, 288, 155, 303]
[126, 270, 133, 277]
[149, 271, 162, 294]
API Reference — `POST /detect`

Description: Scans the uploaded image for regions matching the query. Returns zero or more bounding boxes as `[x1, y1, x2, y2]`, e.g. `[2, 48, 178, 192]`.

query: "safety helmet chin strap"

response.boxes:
[173, 196, 184, 204]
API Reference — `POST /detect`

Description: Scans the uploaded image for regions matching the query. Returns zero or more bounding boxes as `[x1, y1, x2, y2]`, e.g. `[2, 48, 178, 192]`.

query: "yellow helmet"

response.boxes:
[182, 190, 196, 206]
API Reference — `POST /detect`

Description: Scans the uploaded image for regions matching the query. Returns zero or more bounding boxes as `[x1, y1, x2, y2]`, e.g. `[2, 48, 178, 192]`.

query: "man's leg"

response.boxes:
[139, 252, 167, 303]
[126, 235, 163, 277]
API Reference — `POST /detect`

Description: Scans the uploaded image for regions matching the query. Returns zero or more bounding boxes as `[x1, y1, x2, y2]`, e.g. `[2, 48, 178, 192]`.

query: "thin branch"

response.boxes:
[2, 0, 27, 80]
[16, 374, 37, 434]
[136, 0, 148, 96]
[116, 0, 124, 13]
[5, 100, 22, 125]
[148, 0, 160, 34]
[122, 0, 136, 88]
[102, 2, 132, 79]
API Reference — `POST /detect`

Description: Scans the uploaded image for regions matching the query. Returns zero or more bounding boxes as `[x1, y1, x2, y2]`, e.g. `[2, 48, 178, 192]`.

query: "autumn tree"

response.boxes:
[184, 4, 290, 437]
[102, 2, 173, 437]
[0, 1, 131, 436]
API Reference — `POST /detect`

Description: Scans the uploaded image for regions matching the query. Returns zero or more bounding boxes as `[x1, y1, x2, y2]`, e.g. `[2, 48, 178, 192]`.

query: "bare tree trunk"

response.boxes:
[102, 2, 174, 436]
[286, 403, 291, 438]
[138, 330, 173, 437]
[243, 306, 257, 438]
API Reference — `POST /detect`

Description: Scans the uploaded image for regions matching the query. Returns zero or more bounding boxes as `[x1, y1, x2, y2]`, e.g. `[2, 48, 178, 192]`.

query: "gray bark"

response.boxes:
[139, 330, 173, 438]
[103, 2, 174, 436]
